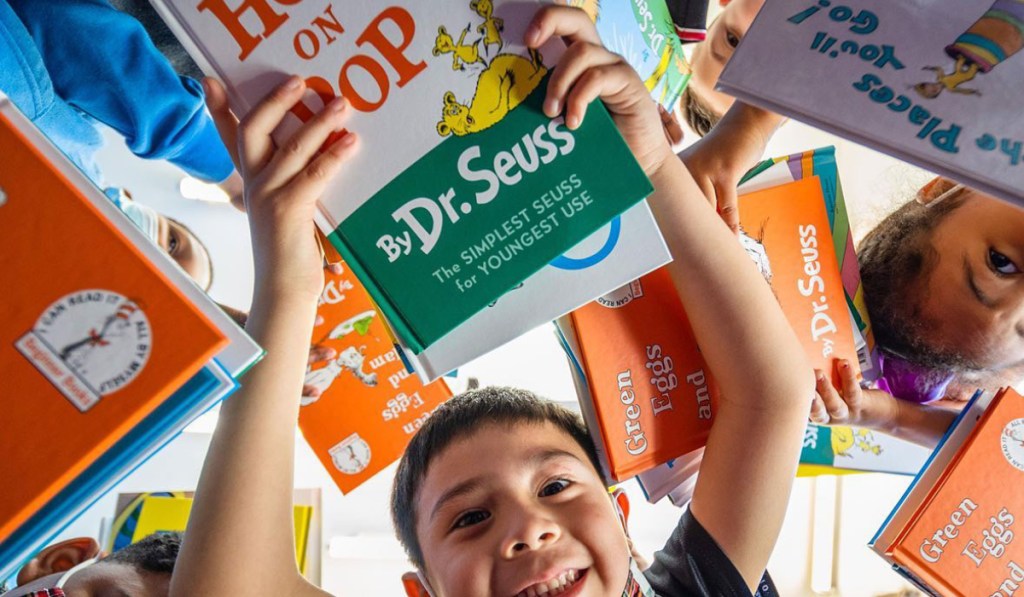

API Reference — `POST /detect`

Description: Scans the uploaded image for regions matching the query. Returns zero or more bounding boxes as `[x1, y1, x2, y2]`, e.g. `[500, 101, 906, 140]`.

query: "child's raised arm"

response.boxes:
[169, 77, 356, 597]
[528, 6, 814, 591]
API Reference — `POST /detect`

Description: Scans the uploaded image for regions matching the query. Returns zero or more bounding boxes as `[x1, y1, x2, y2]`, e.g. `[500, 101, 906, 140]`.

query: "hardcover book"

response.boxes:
[299, 250, 453, 494]
[150, 0, 654, 352]
[872, 388, 1024, 596]
[0, 101, 228, 543]
[719, 0, 1024, 208]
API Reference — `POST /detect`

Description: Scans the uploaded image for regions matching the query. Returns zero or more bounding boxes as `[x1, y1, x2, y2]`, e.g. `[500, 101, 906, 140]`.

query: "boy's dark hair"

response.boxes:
[858, 182, 972, 371]
[101, 532, 182, 574]
[390, 387, 601, 569]
[681, 85, 722, 138]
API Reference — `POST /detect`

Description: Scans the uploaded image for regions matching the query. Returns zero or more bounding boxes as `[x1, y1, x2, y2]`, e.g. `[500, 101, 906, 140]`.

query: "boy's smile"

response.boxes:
[414, 421, 630, 596]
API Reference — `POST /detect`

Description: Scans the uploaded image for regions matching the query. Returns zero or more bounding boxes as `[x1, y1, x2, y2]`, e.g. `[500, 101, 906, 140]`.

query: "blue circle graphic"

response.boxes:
[550, 216, 621, 270]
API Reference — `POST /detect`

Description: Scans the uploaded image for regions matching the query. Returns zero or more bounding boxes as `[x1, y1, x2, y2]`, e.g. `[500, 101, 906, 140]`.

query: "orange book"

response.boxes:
[568, 176, 858, 481]
[887, 388, 1024, 596]
[0, 104, 227, 541]
[298, 245, 452, 494]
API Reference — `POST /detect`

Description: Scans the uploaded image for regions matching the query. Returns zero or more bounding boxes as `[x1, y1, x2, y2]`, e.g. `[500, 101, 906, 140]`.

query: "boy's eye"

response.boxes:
[990, 249, 1021, 275]
[453, 510, 490, 529]
[726, 31, 740, 48]
[168, 231, 180, 254]
[539, 479, 570, 497]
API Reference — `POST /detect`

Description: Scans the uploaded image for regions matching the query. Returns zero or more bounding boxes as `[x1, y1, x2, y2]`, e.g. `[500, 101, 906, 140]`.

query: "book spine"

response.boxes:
[325, 229, 423, 353]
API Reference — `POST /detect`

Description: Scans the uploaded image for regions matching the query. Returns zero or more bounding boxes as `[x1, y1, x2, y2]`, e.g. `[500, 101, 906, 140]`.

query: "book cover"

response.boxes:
[298, 255, 453, 494]
[150, 0, 654, 353]
[0, 105, 228, 543]
[108, 493, 314, 574]
[0, 363, 235, 582]
[402, 201, 670, 381]
[800, 422, 931, 476]
[886, 388, 1024, 596]
[568, 174, 859, 480]
[719, 0, 1024, 209]
[563, 0, 692, 110]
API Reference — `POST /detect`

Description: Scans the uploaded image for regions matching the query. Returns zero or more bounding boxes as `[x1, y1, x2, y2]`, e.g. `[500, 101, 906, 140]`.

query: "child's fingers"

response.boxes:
[562, 61, 634, 129]
[715, 185, 740, 234]
[280, 133, 360, 208]
[816, 368, 850, 421]
[237, 75, 306, 177]
[838, 359, 862, 410]
[659, 105, 684, 146]
[203, 78, 242, 171]
[809, 394, 830, 424]
[544, 41, 621, 118]
[261, 97, 350, 191]
[525, 4, 601, 49]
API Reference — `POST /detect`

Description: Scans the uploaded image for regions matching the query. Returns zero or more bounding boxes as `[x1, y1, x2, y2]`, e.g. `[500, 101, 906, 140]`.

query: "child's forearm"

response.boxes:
[646, 158, 813, 410]
[725, 101, 785, 149]
[885, 399, 959, 449]
[171, 291, 320, 596]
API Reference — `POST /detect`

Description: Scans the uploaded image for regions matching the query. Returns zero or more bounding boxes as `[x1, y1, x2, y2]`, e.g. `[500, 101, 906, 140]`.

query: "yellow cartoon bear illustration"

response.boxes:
[831, 426, 883, 458]
[471, 0, 504, 52]
[916, 0, 1024, 98]
[433, 24, 483, 71]
[436, 49, 546, 137]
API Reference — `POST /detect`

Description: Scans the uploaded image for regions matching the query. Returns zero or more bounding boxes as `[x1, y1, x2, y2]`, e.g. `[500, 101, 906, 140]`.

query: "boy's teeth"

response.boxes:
[518, 570, 579, 597]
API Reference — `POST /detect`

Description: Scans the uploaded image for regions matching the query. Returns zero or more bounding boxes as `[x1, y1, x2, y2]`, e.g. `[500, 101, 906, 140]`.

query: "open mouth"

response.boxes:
[514, 568, 587, 597]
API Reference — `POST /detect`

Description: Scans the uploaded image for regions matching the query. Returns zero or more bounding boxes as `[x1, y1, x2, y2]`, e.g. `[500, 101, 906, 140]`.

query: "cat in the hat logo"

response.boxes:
[15, 290, 152, 412]
[1002, 418, 1024, 473]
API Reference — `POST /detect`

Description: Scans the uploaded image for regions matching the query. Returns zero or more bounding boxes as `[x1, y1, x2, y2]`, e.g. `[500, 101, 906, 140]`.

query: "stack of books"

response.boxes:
[871, 387, 1024, 596]
[557, 148, 924, 504]
[0, 96, 263, 579]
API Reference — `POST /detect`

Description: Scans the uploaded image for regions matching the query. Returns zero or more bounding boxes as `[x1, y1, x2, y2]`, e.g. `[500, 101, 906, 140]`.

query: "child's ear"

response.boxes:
[401, 571, 434, 597]
[916, 176, 964, 206]
[16, 537, 100, 586]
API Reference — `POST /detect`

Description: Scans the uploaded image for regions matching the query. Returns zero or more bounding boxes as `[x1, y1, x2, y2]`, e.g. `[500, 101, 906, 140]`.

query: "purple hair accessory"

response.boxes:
[875, 351, 955, 404]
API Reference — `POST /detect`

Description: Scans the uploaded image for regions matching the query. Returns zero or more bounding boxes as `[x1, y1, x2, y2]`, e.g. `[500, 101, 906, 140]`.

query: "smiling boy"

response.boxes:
[168, 5, 813, 596]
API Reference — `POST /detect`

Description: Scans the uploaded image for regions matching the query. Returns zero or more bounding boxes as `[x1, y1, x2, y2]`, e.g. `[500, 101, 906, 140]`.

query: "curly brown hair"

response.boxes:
[858, 178, 973, 372]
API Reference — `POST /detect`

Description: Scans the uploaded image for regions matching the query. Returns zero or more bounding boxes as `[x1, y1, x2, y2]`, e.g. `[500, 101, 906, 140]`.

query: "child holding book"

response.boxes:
[809, 177, 1024, 447]
[169, 5, 814, 595]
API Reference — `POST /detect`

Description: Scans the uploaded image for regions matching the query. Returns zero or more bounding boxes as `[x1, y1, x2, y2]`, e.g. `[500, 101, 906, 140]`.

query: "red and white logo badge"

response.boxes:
[1001, 418, 1024, 473]
[16, 289, 151, 412]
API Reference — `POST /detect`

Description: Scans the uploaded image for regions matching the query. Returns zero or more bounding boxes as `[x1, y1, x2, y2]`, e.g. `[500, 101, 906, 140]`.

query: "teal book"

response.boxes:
[566, 0, 692, 110]
[151, 0, 654, 352]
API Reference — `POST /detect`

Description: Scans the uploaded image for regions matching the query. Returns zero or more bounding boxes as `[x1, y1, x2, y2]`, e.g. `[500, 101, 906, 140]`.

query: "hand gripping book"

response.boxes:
[0, 101, 229, 543]
[871, 388, 1024, 597]
[563, 157, 860, 482]
[562, 0, 692, 110]
[719, 0, 1024, 209]
[298, 249, 452, 494]
[149, 0, 654, 353]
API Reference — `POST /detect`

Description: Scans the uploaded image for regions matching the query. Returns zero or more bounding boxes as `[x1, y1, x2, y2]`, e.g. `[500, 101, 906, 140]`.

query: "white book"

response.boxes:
[719, 0, 1024, 208]
[403, 201, 670, 381]
[149, 0, 655, 353]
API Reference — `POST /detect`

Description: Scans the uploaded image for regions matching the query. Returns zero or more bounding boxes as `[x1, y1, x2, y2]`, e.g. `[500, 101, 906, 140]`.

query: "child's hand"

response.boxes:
[809, 359, 898, 432]
[204, 77, 359, 303]
[678, 102, 782, 233]
[526, 5, 674, 177]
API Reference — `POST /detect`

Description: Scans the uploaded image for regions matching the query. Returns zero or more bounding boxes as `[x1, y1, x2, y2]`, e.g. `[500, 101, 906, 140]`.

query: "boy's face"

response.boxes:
[414, 421, 630, 596]
[687, 0, 765, 117]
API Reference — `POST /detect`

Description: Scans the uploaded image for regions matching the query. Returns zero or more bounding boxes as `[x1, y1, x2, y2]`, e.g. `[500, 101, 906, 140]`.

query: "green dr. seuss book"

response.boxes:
[151, 0, 654, 352]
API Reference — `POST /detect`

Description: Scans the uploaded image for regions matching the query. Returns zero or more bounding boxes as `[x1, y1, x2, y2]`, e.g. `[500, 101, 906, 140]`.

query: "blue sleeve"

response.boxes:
[8, 0, 234, 182]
